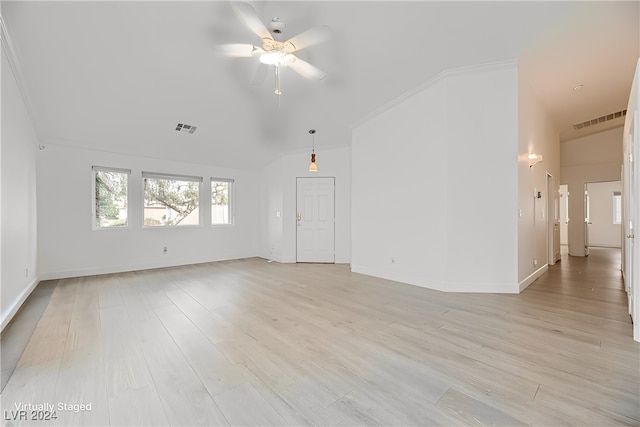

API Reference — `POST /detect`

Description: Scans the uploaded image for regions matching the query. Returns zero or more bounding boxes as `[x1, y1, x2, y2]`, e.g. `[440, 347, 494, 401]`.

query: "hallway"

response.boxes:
[528, 247, 629, 325]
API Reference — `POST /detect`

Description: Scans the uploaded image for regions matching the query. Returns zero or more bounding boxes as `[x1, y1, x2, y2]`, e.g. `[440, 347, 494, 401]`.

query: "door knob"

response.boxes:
[296, 212, 302, 221]
[627, 234, 635, 239]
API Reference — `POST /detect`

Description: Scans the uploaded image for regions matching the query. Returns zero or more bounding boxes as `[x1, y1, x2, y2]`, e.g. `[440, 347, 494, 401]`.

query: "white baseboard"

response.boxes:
[1, 276, 40, 332]
[351, 264, 447, 291]
[38, 253, 256, 281]
[350, 264, 519, 293]
[518, 264, 549, 292]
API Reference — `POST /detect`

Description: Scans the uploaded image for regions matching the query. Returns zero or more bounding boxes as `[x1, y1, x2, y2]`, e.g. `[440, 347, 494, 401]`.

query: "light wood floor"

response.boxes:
[1, 248, 638, 426]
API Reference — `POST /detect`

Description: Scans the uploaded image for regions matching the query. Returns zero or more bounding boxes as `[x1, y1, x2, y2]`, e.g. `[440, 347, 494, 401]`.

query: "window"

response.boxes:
[613, 191, 622, 224]
[143, 172, 202, 226]
[211, 178, 233, 225]
[93, 166, 130, 228]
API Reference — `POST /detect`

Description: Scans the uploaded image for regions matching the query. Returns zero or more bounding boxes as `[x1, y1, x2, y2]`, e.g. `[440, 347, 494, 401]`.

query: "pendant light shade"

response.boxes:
[308, 129, 318, 172]
[309, 152, 318, 172]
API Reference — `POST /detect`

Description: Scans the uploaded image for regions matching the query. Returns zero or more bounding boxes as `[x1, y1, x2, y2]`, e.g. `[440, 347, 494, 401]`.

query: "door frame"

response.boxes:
[547, 173, 559, 265]
[623, 107, 638, 341]
[584, 182, 591, 256]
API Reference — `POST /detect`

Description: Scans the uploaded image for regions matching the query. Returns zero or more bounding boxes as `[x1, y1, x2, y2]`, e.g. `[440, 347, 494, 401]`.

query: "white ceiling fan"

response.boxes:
[220, 2, 331, 95]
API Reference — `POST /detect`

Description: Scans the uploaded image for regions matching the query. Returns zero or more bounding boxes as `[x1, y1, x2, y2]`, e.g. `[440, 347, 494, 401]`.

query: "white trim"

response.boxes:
[518, 263, 549, 292]
[350, 59, 517, 129]
[38, 254, 257, 282]
[92, 165, 131, 174]
[351, 264, 521, 294]
[1, 276, 40, 332]
[350, 264, 445, 291]
[142, 171, 203, 183]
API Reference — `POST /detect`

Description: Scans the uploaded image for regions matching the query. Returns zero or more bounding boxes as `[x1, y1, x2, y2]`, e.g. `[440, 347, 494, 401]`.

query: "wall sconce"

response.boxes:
[308, 129, 318, 172]
[528, 153, 543, 168]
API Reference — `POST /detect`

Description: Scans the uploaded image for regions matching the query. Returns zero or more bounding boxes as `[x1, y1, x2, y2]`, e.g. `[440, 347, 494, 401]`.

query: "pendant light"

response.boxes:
[308, 129, 318, 172]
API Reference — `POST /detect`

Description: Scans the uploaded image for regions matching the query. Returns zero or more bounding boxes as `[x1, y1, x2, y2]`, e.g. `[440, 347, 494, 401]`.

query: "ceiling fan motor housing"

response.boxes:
[270, 18, 286, 34]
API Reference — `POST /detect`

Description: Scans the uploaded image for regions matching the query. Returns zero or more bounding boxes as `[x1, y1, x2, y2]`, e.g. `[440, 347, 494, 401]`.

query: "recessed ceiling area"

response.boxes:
[2, 1, 638, 167]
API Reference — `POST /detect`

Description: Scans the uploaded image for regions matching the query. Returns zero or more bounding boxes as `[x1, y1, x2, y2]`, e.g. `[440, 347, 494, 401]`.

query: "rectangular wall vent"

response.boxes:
[573, 109, 626, 130]
[175, 123, 197, 134]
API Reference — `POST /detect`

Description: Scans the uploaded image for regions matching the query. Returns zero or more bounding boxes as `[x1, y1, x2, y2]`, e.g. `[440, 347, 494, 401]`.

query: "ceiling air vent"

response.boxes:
[573, 109, 626, 130]
[175, 123, 197, 134]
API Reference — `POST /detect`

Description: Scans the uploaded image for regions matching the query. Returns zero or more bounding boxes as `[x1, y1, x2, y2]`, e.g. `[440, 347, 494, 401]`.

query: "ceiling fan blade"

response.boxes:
[217, 43, 261, 57]
[284, 25, 331, 52]
[232, 3, 273, 41]
[286, 55, 327, 80]
[250, 63, 269, 86]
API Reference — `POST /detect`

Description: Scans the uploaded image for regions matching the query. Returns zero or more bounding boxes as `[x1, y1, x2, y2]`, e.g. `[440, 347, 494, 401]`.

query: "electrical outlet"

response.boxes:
[163, 246, 168, 254]
[533, 259, 538, 267]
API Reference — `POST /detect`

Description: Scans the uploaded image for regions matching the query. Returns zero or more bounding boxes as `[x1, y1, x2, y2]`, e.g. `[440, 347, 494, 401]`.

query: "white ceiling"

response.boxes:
[2, 1, 638, 169]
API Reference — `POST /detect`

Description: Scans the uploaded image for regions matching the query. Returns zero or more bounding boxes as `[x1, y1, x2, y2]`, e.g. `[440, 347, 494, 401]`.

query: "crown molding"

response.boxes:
[1, 14, 42, 140]
[350, 58, 518, 130]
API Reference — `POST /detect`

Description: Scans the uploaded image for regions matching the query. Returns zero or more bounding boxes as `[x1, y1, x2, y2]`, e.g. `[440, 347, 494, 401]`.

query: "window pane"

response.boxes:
[144, 177, 200, 226]
[94, 170, 128, 228]
[613, 193, 622, 224]
[211, 180, 232, 225]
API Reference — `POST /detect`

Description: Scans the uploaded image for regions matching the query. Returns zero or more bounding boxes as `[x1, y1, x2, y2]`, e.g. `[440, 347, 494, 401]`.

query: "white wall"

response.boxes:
[37, 143, 259, 279]
[587, 181, 622, 248]
[560, 127, 623, 256]
[258, 145, 351, 264]
[352, 61, 519, 293]
[258, 157, 284, 261]
[517, 74, 560, 288]
[1, 45, 39, 329]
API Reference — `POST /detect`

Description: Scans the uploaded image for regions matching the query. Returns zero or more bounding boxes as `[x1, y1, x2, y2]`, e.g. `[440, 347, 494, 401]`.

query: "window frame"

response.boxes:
[142, 171, 203, 228]
[92, 166, 131, 230]
[613, 191, 622, 225]
[210, 177, 234, 226]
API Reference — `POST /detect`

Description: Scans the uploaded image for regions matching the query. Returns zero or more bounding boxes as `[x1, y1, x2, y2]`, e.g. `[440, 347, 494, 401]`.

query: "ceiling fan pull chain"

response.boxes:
[274, 65, 282, 95]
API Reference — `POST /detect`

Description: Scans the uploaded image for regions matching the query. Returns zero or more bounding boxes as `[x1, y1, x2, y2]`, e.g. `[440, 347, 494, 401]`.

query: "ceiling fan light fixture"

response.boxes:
[229, 3, 330, 96]
[259, 51, 284, 65]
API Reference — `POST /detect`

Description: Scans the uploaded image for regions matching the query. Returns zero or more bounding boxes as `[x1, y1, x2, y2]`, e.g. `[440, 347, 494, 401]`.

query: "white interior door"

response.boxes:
[296, 177, 335, 263]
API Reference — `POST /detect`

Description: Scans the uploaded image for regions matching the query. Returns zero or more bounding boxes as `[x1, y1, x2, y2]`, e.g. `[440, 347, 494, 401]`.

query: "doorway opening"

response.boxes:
[547, 173, 560, 265]
[584, 180, 622, 255]
[559, 184, 569, 256]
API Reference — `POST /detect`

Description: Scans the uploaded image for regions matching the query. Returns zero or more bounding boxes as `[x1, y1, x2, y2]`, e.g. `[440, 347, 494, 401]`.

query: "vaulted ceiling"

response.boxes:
[2, 1, 638, 169]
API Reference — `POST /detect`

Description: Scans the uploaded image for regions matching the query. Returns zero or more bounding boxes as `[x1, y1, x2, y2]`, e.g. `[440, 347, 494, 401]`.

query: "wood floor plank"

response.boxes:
[153, 304, 247, 397]
[1, 248, 637, 426]
[213, 382, 288, 426]
[51, 277, 109, 426]
[436, 387, 527, 426]
[121, 278, 229, 426]
[100, 305, 169, 427]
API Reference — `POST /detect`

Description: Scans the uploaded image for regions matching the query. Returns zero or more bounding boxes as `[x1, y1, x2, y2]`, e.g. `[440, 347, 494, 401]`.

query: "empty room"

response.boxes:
[2, 1, 639, 426]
